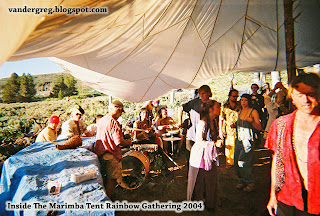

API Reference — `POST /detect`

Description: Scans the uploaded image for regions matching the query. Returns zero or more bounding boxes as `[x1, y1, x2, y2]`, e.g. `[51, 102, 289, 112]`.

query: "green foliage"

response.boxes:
[64, 74, 78, 96]
[0, 71, 288, 149]
[0, 118, 33, 143]
[2, 73, 20, 103]
[58, 90, 64, 100]
[50, 74, 78, 98]
[19, 73, 37, 102]
[50, 75, 68, 98]
[153, 154, 166, 171]
[1, 73, 37, 103]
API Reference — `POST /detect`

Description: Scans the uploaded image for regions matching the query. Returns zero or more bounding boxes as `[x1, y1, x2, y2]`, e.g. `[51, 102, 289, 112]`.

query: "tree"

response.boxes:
[64, 74, 78, 96]
[49, 75, 68, 98]
[19, 73, 36, 102]
[2, 73, 20, 103]
[58, 90, 64, 100]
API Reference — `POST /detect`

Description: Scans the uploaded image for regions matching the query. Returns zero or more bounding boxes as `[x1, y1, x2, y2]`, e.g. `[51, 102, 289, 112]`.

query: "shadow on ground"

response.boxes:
[113, 146, 272, 216]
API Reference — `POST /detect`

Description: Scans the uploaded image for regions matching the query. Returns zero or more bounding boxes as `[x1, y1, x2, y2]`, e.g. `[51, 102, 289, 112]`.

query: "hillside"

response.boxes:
[0, 71, 288, 141]
[0, 72, 97, 98]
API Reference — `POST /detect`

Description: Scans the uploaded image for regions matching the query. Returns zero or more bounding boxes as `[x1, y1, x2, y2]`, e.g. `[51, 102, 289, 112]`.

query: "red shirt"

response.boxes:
[94, 115, 123, 160]
[265, 111, 320, 214]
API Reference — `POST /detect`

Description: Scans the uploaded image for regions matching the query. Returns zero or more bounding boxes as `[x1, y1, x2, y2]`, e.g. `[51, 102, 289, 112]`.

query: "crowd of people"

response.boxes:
[34, 72, 320, 215]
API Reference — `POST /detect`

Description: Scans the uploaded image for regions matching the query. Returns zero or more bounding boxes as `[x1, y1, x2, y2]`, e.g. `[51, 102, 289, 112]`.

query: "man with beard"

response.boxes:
[220, 89, 241, 167]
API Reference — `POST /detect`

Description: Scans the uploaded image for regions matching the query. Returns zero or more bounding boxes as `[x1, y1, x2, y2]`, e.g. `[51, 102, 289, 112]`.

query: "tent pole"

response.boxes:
[283, 0, 296, 83]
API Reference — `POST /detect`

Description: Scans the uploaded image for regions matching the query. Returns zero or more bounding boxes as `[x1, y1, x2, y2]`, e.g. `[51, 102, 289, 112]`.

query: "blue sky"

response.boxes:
[0, 57, 64, 79]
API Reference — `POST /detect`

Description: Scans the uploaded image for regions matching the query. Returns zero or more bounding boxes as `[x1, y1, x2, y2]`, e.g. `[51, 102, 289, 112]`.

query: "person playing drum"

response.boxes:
[156, 106, 183, 154]
[133, 108, 156, 143]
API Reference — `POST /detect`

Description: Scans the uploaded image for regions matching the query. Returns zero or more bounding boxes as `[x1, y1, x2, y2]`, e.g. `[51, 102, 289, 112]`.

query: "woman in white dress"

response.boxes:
[187, 100, 223, 211]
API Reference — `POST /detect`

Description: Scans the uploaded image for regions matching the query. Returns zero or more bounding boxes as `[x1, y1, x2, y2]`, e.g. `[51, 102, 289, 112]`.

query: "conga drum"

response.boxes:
[117, 150, 150, 190]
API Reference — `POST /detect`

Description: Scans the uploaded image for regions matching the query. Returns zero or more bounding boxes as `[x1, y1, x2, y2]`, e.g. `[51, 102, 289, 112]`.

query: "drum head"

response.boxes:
[117, 151, 150, 190]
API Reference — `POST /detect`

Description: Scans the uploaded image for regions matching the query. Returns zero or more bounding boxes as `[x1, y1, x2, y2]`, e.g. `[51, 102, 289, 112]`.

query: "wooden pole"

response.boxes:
[283, 0, 297, 83]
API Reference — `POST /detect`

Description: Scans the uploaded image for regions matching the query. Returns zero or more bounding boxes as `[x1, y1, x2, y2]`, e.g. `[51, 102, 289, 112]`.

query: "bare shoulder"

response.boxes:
[251, 108, 259, 116]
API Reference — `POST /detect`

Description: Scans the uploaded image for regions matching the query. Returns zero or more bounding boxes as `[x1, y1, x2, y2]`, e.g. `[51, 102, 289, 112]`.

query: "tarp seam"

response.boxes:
[188, 0, 223, 88]
[190, 16, 206, 48]
[232, 0, 250, 70]
[139, 0, 199, 101]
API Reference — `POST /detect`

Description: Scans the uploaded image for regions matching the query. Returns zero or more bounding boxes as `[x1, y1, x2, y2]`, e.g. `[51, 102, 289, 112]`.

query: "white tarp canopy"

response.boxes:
[1, 0, 319, 102]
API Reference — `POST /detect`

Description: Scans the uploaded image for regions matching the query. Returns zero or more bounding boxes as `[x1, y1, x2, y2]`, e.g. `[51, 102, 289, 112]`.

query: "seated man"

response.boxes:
[156, 106, 183, 154]
[35, 115, 60, 142]
[59, 105, 91, 139]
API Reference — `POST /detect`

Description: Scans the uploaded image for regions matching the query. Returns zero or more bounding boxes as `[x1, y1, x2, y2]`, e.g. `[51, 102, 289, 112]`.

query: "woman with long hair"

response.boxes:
[187, 100, 223, 211]
[234, 94, 261, 192]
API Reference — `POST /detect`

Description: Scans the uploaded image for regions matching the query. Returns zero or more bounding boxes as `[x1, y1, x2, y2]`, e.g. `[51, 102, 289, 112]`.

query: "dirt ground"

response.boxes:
[112, 143, 273, 216]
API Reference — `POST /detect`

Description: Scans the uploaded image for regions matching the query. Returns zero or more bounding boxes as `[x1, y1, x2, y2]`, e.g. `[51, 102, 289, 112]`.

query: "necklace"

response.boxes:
[240, 108, 250, 120]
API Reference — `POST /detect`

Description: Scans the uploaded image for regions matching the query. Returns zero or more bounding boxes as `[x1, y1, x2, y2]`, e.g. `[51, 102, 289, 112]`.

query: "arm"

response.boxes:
[60, 121, 74, 139]
[247, 109, 262, 131]
[267, 155, 278, 216]
[268, 82, 288, 97]
[82, 131, 92, 137]
[119, 136, 132, 147]
[81, 122, 92, 137]
[219, 108, 226, 138]
[177, 106, 184, 127]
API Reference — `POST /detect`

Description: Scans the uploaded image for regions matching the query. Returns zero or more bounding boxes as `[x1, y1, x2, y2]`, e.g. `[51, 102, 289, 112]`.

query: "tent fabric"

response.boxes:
[0, 137, 114, 216]
[1, 0, 320, 102]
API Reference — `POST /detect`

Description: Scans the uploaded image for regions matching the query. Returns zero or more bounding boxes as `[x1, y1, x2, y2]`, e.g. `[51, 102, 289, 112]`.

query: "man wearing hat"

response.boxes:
[94, 100, 132, 199]
[59, 105, 91, 139]
[35, 115, 60, 142]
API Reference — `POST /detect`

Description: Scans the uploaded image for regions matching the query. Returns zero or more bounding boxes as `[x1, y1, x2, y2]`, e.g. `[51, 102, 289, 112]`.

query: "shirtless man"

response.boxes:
[265, 73, 320, 216]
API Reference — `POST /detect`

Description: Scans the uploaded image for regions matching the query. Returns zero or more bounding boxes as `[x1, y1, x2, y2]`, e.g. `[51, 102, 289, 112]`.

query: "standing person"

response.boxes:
[94, 101, 132, 199]
[35, 115, 60, 142]
[178, 85, 213, 162]
[187, 100, 223, 211]
[262, 82, 271, 96]
[266, 73, 320, 216]
[220, 89, 241, 167]
[250, 83, 265, 147]
[251, 83, 265, 120]
[263, 82, 289, 139]
[234, 94, 261, 192]
[59, 105, 91, 139]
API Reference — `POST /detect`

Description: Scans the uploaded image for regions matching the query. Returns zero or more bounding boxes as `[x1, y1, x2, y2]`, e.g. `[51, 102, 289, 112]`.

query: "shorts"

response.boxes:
[99, 151, 122, 182]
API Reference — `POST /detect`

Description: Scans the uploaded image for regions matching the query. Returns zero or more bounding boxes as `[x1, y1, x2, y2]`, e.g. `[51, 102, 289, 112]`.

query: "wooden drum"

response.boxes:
[117, 150, 150, 190]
